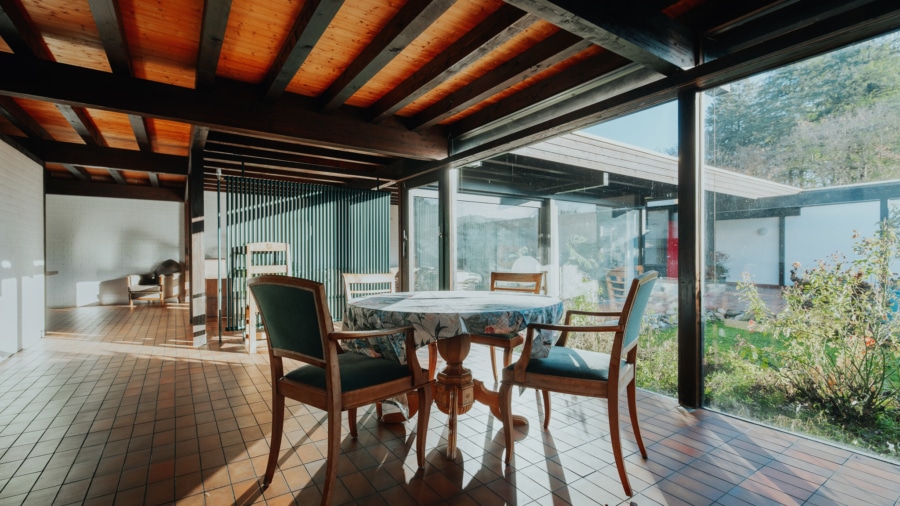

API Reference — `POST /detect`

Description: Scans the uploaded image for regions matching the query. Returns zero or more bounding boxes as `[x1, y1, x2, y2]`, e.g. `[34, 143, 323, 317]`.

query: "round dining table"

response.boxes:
[342, 290, 564, 458]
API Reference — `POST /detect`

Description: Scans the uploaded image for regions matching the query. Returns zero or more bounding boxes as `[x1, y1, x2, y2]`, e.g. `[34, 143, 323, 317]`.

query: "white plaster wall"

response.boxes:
[715, 217, 780, 285]
[785, 201, 880, 280]
[0, 140, 45, 357]
[46, 195, 184, 307]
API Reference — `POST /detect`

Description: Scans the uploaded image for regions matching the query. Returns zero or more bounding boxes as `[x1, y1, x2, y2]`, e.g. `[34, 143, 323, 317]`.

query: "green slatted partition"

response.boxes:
[224, 176, 390, 329]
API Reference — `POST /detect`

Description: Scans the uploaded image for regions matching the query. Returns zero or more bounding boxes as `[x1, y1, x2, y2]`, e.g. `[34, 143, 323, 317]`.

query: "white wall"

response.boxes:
[46, 195, 184, 307]
[785, 201, 880, 280]
[716, 217, 780, 285]
[0, 140, 45, 358]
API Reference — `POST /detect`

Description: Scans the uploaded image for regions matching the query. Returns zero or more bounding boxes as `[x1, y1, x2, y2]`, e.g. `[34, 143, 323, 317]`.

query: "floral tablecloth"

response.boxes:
[341, 291, 564, 365]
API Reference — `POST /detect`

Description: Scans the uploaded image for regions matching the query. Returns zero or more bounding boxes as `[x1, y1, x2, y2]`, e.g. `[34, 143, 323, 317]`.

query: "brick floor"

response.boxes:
[0, 303, 896, 505]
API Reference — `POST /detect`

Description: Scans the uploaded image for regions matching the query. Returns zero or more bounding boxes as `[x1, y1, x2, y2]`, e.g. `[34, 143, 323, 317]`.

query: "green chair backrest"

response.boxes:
[248, 276, 329, 362]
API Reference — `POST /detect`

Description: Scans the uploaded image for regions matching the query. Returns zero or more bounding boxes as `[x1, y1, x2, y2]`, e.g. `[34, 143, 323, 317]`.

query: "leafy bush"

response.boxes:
[738, 221, 900, 425]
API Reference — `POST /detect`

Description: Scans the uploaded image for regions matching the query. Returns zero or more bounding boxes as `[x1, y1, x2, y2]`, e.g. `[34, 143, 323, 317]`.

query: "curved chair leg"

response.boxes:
[322, 409, 342, 505]
[541, 390, 552, 430]
[263, 393, 284, 487]
[489, 346, 498, 382]
[627, 379, 647, 458]
[499, 382, 514, 464]
[416, 383, 433, 468]
[608, 394, 633, 496]
[349, 408, 358, 438]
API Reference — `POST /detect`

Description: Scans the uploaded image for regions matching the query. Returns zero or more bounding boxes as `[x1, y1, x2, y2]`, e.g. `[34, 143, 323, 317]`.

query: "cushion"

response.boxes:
[284, 352, 412, 391]
[515, 347, 612, 381]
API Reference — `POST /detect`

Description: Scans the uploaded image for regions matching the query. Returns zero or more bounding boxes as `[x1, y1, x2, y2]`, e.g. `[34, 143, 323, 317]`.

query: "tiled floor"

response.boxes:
[1, 304, 898, 505]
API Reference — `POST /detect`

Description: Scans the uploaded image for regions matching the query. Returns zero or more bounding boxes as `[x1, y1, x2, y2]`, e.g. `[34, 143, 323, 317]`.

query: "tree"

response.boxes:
[705, 32, 900, 187]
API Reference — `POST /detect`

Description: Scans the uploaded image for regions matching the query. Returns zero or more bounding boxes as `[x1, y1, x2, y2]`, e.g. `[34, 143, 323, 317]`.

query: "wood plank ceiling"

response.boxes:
[1, 0, 899, 201]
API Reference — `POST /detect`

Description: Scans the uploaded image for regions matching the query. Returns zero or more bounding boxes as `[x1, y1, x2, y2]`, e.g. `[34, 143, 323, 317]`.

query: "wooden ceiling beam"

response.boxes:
[203, 152, 381, 180]
[0, 54, 448, 160]
[56, 104, 107, 147]
[0, 95, 53, 139]
[196, 0, 233, 90]
[206, 131, 392, 165]
[504, 0, 695, 74]
[369, 4, 537, 123]
[0, 0, 52, 58]
[149, 173, 160, 187]
[263, 0, 343, 100]
[31, 141, 188, 175]
[206, 160, 367, 185]
[403, 0, 900, 183]
[129, 115, 152, 152]
[47, 178, 184, 202]
[320, 0, 457, 111]
[204, 143, 381, 172]
[108, 168, 126, 184]
[87, 0, 132, 75]
[62, 163, 91, 181]
[449, 52, 632, 138]
[705, 0, 877, 56]
[409, 31, 593, 130]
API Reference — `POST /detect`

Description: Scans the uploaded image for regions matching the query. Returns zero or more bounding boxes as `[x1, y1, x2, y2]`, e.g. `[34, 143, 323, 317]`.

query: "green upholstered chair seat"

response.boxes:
[513, 346, 611, 381]
[284, 352, 412, 391]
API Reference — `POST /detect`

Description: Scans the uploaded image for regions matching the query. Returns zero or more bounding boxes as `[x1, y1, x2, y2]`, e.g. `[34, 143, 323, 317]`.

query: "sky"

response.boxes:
[580, 101, 678, 155]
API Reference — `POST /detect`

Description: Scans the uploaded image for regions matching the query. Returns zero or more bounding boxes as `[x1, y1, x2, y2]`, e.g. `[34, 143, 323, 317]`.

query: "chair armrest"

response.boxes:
[510, 320, 626, 382]
[329, 326, 426, 384]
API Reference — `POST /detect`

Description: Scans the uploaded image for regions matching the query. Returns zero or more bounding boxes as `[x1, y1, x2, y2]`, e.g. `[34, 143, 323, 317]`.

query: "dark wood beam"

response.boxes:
[62, 163, 90, 181]
[369, 4, 536, 123]
[0, 0, 52, 58]
[262, 0, 342, 100]
[319, 0, 456, 111]
[87, 0, 132, 75]
[149, 173, 160, 187]
[206, 131, 393, 165]
[47, 178, 184, 202]
[504, 0, 695, 74]
[206, 160, 360, 185]
[705, 0, 876, 55]
[31, 141, 188, 175]
[0, 54, 448, 160]
[108, 168, 126, 184]
[449, 52, 633, 138]
[203, 153, 382, 181]
[409, 31, 593, 130]
[401, 0, 900, 183]
[204, 143, 382, 172]
[196, 0, 233, 90]
[56, 104, 107, 146]
[129, 115, 152, 152]
[0, 95, 53, 139]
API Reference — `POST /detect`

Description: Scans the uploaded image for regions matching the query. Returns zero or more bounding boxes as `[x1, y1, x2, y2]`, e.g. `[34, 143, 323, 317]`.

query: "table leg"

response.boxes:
[472, 380, 527, 426]
[434, 335, 474, 458]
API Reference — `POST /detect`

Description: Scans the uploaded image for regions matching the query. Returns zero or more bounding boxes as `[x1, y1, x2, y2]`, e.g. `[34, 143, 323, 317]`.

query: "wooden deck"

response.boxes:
[0, 304, 896, 504]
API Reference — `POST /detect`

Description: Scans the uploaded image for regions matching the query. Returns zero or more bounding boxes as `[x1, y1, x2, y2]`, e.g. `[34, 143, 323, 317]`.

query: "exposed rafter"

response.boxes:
[204, 144, 382, 173]
[504, 0, 695, 75]
[206, 132, 393, 166]
[30, 141, 188, 175]
[0, 54, 448, 160]
[409, 30, 593, 130]
[319, 0, 457, 111]
[0, 0, 52, 58]
[62, 163, 91, 181]
[369, 4, 536, 123]
[88, 0, 133, 75]
[56, 104, 106, 147]
[129, 115, 152, 152]
[262, 0, 343, 100]
[47, 178, 183, 201]
[0, 95, 53, 140]
[108, 168, 126, 184]
[196, 0, 233, 90]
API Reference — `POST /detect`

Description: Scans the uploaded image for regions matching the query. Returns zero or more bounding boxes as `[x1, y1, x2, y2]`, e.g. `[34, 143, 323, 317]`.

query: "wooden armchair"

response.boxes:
[472, 271, 544, 382]
[499, 271, 658, 496]
[606, 265, 644, 309]
[249, 275, 433, 505]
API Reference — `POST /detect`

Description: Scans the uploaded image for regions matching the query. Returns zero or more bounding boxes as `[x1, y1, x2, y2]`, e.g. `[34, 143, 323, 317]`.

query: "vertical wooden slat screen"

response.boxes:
[224, 176, 390, 329]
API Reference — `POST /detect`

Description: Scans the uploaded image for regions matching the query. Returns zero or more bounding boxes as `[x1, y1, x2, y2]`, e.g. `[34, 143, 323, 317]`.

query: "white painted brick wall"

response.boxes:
[0, 139, 45, 357]
[46, 195, 184, 307]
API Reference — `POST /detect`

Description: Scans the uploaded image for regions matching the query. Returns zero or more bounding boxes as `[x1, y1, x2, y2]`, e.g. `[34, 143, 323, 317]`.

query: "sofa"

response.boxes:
[126, 260, 182, 306]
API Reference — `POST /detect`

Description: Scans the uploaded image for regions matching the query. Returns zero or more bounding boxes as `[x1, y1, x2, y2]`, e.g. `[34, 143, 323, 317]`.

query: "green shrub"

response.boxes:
[738, 221, 900, 425]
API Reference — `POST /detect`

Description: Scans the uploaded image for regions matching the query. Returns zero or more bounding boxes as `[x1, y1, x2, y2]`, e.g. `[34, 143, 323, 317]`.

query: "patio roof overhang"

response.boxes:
[1, 0, 899, 201]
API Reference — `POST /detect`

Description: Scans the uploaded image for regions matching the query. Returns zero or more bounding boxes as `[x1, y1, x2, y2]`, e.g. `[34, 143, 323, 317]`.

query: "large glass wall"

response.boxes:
[702, 31, 900, 461]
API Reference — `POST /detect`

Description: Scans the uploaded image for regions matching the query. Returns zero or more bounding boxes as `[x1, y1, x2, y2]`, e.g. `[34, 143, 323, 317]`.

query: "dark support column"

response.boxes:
[399, 183, 411, 292]
[439, 167, 458, 290]
[188, 149, 207, 347]
[778, 215, 787, 286]
[677, 89, 703, 408]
